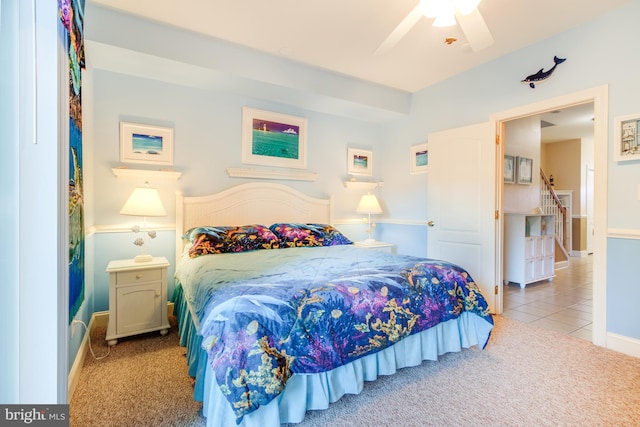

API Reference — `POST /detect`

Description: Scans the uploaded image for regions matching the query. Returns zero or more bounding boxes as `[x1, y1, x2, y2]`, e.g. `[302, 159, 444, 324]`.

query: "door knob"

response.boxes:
[427, 221, 435, 227]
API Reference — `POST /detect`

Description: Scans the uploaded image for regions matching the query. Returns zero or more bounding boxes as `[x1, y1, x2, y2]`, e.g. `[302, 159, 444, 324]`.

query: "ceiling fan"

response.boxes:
[375, 0, 494, 55]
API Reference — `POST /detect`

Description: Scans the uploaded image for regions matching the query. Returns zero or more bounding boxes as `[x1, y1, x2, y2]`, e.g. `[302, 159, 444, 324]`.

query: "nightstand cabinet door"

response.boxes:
[116, 282, 163, 335]
[106, 257, 170, 346]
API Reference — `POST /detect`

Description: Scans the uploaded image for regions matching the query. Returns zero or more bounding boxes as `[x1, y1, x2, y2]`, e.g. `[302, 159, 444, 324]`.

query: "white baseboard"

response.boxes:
[607, 332, 640, 358]
[570, 250, 588, 257]
[67, 302, 175, 399]
[67, 313, 98, 399]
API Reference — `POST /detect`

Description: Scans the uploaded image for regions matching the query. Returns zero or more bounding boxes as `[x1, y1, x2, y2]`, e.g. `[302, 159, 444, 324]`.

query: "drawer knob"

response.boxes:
[136, 273, 143, 279]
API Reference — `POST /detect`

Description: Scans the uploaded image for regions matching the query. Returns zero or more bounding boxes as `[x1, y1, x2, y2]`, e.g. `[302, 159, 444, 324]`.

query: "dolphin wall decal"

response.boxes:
[522, 56, 566, 88]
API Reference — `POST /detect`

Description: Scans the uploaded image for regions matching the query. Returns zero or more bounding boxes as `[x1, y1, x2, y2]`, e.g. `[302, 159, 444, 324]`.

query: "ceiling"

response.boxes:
[539, 102, 594, 144]
[88, 0, 630, 93]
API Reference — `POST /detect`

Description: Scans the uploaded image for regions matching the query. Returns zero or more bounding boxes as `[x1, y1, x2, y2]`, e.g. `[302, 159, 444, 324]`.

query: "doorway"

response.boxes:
[492, 85, 608, 346]
[502, 102, 594, 340]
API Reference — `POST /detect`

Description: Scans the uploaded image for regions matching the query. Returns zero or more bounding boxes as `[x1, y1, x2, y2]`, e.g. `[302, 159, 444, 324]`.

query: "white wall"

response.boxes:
[503, 116, 543, 213]
[3, 0, 67, 403]
[0, 0, 20, 403]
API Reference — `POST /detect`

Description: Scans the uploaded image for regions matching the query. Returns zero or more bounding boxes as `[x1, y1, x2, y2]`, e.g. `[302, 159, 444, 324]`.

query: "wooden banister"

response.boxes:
[539, 169, 568, 251]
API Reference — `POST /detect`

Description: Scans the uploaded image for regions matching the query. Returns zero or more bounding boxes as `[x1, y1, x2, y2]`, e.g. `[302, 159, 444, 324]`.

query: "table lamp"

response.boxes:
[120, 182, 167, 262]
[356, 193, 383, 245]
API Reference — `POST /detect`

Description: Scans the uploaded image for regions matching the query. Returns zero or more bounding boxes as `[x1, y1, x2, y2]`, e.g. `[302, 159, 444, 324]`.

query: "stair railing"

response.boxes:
[539, 169, 568, 252]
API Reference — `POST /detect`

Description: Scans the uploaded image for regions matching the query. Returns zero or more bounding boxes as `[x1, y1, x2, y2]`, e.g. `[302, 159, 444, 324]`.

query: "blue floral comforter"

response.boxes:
[174, 245, 493, 423]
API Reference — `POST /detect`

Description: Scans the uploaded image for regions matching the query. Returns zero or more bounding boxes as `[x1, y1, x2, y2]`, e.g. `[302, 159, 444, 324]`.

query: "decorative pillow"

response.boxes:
[224, 224, 281, 252]
[184, 226, 233, 258]
[184, 224, 280, 258]
[182, 226, 232, 244]
[269, 223, 352, 248]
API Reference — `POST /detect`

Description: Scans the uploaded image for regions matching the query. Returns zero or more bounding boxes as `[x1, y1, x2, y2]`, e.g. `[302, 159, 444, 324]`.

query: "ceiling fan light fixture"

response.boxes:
[433, 13, 456, 27]
[418, 0, 452, 19]
[452, 0, 481, 16]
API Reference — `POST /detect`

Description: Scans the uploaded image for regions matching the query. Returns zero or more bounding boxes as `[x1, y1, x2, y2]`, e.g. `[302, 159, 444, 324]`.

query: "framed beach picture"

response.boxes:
[504, 155, 515, 183]
[347, 148, 373, 176]
[120, 122, 174, 166]
[613, 113, 640, 162]
[516, 156, 533, 184]
[410, 142, 428, 174]
[242, 107, 308, 169]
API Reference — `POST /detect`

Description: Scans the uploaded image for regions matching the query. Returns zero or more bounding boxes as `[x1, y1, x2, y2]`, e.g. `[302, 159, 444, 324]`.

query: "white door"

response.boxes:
[427, 122, 498, 313]
[586, 165, 594, 254]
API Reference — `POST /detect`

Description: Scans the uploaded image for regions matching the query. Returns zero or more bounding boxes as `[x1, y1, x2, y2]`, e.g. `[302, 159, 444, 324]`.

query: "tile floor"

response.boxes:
[502, 254, 593, 341]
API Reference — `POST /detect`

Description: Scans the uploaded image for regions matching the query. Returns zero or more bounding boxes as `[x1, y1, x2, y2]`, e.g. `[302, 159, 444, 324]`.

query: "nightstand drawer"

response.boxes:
[116, 268, 162, 285]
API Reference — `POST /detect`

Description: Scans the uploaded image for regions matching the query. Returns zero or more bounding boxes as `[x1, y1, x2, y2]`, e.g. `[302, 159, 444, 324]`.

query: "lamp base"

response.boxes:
[360, 238, 378, 245]
[134, 254, 153, 263]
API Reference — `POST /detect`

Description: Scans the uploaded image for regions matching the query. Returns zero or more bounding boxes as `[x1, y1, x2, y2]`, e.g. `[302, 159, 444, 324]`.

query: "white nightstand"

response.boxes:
[105, 256, 170, 346]
[353, 241, 396, 253]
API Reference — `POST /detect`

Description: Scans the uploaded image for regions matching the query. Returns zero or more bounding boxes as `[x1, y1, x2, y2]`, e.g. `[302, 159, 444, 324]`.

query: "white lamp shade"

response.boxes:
[120, 186, 167, 217]
[356, 194, 383, 214]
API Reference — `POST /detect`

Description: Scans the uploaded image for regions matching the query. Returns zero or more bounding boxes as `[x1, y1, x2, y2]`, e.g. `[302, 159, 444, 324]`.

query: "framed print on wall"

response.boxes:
[613, 113, 640, 162]
[516, 156, 533, 184]
[120, 122, 174, 166]
[504, 154, 515, 183]
[410, 142, 428, 174]
[347, 148, 373, 176]
[242, 107, 308, 169]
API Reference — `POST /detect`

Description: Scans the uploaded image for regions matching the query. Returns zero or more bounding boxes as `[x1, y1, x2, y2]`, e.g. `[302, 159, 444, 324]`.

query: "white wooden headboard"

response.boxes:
[175, 182, 333, 265]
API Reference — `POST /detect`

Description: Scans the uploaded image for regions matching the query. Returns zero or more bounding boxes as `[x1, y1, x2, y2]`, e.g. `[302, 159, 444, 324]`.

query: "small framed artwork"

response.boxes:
[242, 107, 307, 169]
[347, 148, 373, 176]
[120, 122, 174, 166]
[516, 156, 533, 184]
[504, 155, 515, 183]
[613, 113, 640, 162]
[410, 142, 428, 174]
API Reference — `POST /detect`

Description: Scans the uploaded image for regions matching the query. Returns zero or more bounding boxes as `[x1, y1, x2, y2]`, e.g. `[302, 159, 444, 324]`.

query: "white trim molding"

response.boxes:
[606, 332, 640, 359]
[334, 218, 428, 226]
[226, 167, 318, 181]
[112, 166, 182, 180]
[87, 223, 176, 236]
[608, 228, 640, 240]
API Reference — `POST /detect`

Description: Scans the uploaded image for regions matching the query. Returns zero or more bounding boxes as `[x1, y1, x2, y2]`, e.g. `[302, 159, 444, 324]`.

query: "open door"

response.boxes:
[427, 122, 498, 313]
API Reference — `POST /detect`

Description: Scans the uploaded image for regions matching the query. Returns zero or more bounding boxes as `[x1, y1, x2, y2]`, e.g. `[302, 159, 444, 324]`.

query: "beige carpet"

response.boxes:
[70, 315, 640, 427]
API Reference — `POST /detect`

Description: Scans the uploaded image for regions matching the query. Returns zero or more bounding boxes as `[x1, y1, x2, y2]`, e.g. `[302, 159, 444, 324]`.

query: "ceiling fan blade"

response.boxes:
[455, 8, 494, 51]
[375, 6, 423, 55]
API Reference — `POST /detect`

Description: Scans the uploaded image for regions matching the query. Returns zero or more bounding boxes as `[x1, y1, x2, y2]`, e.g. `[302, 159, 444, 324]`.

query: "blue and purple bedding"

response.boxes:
[175, 240, 493, 424]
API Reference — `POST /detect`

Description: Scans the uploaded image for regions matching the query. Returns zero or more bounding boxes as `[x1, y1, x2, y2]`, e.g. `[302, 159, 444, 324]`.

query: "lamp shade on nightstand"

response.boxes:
[121, 182, 167, 262]
[356, 193, 383, 215]
[356, 193, 383, 245]
[120, 186, 167, 217]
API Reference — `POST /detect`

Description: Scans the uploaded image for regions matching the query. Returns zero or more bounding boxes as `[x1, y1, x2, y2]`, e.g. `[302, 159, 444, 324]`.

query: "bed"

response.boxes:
[172, 182, 494, 426]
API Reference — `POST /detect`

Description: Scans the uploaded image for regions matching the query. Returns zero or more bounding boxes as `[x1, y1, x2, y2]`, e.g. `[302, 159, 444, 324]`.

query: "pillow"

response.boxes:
[269, 223, 352, 248]
[182, 226, 232, 244]
[225, 224, 281, 252]
[185, 224, 280, 258]
[184, 226, 233, 258]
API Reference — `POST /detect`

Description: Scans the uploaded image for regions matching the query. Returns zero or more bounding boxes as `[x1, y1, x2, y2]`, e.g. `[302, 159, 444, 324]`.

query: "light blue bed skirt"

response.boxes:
[173, 284, 493, 426]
